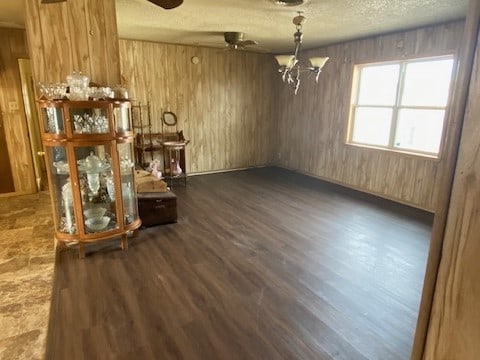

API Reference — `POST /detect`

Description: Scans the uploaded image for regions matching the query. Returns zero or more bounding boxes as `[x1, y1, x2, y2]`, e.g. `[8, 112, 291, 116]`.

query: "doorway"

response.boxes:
[0, 112, 15, 193]
[18, 58, 47, 191]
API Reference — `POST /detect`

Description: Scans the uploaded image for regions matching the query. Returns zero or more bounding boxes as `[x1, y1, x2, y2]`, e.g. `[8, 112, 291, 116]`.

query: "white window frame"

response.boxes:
[347, 54, 455, 158]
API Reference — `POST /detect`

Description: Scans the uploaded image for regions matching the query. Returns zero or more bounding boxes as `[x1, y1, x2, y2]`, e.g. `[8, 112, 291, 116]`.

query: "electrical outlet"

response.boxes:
[8, 101, 19, 112]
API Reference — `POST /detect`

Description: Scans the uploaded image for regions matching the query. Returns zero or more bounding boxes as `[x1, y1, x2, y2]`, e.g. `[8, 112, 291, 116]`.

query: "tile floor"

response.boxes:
[0, 192, 55, 360]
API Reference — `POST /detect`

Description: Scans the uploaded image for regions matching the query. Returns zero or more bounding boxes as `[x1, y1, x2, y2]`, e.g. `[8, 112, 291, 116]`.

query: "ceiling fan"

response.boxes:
[224, 32, 259, 50]
[41, 0, 184, 10]
[145, 0, 183, 10]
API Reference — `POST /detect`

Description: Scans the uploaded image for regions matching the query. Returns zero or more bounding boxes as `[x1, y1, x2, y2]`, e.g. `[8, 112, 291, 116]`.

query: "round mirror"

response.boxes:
[163, 111, 177, 126]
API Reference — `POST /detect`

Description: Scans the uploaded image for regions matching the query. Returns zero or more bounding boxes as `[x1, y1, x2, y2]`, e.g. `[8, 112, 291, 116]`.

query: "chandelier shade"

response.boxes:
[275, 55, 297, 68]
[309, 56, 329, 69]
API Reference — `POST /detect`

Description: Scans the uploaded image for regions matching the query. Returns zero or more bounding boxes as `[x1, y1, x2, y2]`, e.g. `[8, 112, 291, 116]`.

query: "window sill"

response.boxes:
[345, 142, 441, 161]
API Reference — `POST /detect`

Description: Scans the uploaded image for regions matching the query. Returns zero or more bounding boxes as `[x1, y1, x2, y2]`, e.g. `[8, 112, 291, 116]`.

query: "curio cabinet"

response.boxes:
[38, 99, 141, 258]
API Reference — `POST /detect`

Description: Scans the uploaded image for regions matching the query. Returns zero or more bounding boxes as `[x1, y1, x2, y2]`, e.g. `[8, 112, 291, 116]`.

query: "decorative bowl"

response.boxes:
[89, 87, 114, 100]
[85, 216, 110, 231]
[39, 82, 68, 100]
[53, 161, 69, 173]
[83, 207, 107, 219]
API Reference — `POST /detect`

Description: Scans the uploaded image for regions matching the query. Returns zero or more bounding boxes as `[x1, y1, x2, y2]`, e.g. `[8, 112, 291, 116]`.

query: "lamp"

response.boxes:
[275, 12, 329, 94]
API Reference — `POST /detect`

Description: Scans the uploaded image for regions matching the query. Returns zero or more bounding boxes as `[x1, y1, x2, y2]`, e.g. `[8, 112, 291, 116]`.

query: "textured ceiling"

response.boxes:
[0, 0, 468, 53]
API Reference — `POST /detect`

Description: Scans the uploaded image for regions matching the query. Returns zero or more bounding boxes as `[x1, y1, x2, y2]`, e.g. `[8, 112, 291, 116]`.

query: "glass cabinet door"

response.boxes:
[69, 106, 110, 135]
[113, 102, 132, 133]
[74, 144, 118, 234]
[117, 142, 138, 225]
[46, 145, 77, 234]
[42, 105, 65, 135]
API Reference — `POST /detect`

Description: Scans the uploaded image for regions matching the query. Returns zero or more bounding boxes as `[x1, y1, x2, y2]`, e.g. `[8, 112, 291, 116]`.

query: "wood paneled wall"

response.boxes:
[423, 15, 480, 360]
[25, 0, 120, 85]
[273, 21, 465, 211]
[0, 28, 36, 194]
[119, 40, 276, 174]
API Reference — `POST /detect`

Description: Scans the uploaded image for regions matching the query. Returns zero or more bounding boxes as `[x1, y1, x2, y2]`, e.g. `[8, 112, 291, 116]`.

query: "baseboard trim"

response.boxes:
[188, 165, 266, 177]
[276, 165, 435, 214]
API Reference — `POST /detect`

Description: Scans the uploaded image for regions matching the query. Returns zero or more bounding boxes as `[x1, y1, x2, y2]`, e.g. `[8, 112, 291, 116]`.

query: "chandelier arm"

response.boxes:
[296, 66, 317, 73]
[294, 65, 300, 94]
[287, 72, 293, 84]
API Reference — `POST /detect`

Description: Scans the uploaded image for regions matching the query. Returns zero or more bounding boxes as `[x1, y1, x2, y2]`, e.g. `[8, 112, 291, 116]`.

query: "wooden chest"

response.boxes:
[137, 191, 177, 227]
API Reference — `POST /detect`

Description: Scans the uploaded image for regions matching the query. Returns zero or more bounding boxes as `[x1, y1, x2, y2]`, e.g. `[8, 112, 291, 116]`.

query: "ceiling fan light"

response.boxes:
[309, 56, 329, 69]
[271, 0, 306, 6]
[275, 55, 296, 68]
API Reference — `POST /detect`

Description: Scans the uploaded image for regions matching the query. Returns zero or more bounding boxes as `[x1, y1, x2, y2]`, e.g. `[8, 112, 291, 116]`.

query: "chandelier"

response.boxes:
[275, 12, 329, 94]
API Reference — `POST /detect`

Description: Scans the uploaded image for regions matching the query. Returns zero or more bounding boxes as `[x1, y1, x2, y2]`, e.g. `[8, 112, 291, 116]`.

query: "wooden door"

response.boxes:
[18, 58, 47, 191]
[0, 112, 15, 193]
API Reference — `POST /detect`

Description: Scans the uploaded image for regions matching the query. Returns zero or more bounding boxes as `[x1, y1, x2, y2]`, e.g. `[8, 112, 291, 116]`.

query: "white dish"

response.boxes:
[85, 216, 110, 231]
[83, 207, 107, 219]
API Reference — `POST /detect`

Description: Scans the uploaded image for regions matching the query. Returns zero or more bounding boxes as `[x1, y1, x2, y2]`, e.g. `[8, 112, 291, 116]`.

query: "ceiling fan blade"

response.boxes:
[41, 0, 67, 3]
[147, 0, 183, 10]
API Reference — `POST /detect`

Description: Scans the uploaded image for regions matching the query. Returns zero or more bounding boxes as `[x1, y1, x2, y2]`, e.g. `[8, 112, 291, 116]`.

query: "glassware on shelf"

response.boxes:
[89, 87, 114, 101]
[112, 85, 129, 99]
[38, 82, 68, 100]
[85, 152, 101, 170]
[84, 152, 102, 196]
[61, 179, 76, 234]
[86, 172, 100, 196]
[106, 174, 115, 201]
[53, 148, 69, 173]
[120, 156, 134, 174]
[113, 105, 131, 133]
[53, 146, 67, 162]
[83, 207, 107, 219]
[43, 107, 64, 134]
[83, 201, 111, 232]
[66, 71, 90, 100]
[85, 216, 111, 232]
[72, 111, 109, 134]
[121, 181, 135, 224]
[53, 160, 69, 174]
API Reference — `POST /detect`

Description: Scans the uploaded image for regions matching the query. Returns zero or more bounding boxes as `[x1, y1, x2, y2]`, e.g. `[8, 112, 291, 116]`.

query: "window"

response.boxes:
[348, 55, 455, 156]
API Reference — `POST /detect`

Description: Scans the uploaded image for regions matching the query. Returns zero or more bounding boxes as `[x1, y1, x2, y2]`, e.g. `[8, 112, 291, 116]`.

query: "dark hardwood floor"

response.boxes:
[46, 167, 432, 360]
